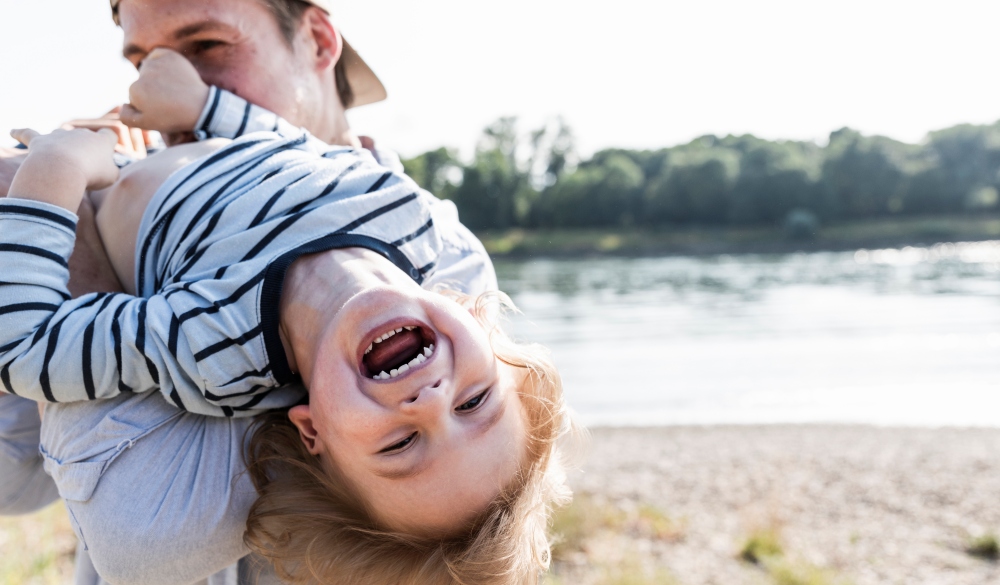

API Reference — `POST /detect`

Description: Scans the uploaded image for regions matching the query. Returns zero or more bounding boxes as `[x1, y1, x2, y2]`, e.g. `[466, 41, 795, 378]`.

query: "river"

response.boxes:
[494, 241, 1000, 427]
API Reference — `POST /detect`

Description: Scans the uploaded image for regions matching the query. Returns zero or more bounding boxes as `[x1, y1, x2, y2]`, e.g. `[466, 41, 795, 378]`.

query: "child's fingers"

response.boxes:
[142, 46, 181, 66]
[118, 103, 143, 129]
[128, 126, 147, 158]
[10, 128, 40, 146]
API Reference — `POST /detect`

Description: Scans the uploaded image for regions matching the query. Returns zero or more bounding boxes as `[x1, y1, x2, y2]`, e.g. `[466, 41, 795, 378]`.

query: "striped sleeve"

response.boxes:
[0, 199, 281, 416]
[193, 86, 301, 141]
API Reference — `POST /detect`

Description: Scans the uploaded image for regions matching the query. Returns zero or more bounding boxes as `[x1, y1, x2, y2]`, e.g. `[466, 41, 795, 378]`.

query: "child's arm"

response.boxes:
[0, 129, 287, 415]
[0, 196, 283, 414]
[120, 48, 300, 142]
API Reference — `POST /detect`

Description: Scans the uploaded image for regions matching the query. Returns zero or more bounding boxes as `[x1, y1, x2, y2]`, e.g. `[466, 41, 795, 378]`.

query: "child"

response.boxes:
[1, 61, 570, 583]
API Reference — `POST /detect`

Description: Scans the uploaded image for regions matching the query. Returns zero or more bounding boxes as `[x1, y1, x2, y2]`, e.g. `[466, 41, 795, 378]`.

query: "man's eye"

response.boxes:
[380, 432, 416, 454]
[457, 390, 489, 412]
[190, 40, 223, 53]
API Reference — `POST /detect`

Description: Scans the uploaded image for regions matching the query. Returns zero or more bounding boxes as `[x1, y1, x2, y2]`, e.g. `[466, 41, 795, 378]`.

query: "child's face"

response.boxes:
[290, 287, 528, 535]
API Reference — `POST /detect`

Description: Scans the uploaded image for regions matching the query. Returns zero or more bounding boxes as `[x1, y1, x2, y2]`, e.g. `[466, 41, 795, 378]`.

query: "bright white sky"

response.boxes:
[1, 0, 999, 158]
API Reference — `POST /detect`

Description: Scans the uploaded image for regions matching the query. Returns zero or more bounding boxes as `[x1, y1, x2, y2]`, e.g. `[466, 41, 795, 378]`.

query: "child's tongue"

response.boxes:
[363, 329, 423, 375]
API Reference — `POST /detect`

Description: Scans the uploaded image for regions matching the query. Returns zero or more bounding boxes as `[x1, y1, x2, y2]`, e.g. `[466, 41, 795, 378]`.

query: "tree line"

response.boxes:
[402, 117, 1000, 233]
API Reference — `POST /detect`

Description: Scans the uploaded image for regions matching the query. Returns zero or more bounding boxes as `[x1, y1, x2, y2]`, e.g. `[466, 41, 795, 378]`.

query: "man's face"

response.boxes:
[118, 0, 317, 131]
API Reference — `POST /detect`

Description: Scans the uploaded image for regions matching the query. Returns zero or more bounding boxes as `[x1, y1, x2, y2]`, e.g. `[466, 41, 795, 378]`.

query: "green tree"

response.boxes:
[534, 153, 645, 227]
[821, 128, 916, 218]
[448, 118, 527, 230]
[643, 148, 739, 225]
[402, 146, 461, 199]
[725, 136, 823, 224]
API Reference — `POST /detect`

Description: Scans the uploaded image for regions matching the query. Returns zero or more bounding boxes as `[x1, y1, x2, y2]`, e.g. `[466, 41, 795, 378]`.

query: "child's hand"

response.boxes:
[7, 128, 120, 212]
[120, 48, 210, 135]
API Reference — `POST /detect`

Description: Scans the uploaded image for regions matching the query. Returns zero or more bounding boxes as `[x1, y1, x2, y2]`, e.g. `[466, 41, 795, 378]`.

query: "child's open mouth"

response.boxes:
[361, 324, 437, 380]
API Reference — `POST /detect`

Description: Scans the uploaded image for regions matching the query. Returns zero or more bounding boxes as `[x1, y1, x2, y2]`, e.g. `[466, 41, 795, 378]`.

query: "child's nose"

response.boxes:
[401, 379, 449, 419]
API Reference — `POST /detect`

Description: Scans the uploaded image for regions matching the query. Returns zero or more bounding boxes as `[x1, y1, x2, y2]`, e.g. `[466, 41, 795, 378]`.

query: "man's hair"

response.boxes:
[257, 0, 354, 108]
[243, 291, 573, 584]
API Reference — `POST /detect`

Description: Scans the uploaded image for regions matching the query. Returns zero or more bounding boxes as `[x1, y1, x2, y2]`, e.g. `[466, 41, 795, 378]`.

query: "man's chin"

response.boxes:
[163, 131, 197, 147]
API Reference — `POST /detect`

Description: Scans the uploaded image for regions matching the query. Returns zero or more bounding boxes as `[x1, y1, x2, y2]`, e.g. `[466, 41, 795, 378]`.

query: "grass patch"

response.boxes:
[764, 558, 850, 585]
[0, 502, 76, 585]
[739, 527, 784, 564]
[632, 503, 683, 541]
[550, 496, 685, 561]
[967, 533, 999, 560]
[736, 524, 850, 585]
[549, 494, 626, 559]
[600, 556, 678, 585]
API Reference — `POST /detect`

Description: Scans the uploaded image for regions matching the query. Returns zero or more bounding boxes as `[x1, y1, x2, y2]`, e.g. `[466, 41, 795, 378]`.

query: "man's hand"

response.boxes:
[120, 48, 210, 135]
[8, 128, 120, 212]
[63, 106, 155, 159]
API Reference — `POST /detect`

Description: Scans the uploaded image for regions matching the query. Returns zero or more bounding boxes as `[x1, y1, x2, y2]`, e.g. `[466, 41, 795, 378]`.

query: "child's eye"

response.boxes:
[457, 389, 490, 412]
[380, 432, 416, 454]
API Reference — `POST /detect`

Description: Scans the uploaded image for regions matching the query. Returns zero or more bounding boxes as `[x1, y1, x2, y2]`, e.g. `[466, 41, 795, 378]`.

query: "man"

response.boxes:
[0, 2, 494, 584]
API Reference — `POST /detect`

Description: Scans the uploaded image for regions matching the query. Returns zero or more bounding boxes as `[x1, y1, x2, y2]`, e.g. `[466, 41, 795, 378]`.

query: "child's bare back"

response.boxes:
[94, 138, 229, 294]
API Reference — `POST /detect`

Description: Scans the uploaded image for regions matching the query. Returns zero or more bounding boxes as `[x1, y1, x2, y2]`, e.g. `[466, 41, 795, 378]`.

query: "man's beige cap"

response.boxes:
[109, 0, 387, 108]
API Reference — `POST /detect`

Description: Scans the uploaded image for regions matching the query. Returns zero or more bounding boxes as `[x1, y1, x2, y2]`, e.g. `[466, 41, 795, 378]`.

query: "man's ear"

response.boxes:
[288, 404, 324, 455]
[300, 7, 343, 71]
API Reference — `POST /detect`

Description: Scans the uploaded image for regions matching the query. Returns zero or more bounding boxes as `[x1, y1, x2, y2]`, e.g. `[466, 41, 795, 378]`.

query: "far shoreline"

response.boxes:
[479, 214, 1000, 259]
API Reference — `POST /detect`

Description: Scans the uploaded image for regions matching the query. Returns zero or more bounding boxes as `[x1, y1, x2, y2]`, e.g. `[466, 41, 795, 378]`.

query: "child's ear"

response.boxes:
[288, 405, 324, 455]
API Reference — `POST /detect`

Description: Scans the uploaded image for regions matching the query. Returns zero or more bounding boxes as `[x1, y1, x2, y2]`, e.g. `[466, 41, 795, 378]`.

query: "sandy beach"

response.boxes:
[5, 425, 1000, 584]
[550, 425, 1000, 585]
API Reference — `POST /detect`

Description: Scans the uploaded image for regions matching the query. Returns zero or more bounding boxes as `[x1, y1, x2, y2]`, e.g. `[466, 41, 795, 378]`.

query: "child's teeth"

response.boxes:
[423, 346, 432, 357]
[379, 371, 390, 380]
[365, 343, 373, 354]
[398, 364, 410, 374]
[390, 368, 399, 377]
[372, 326, 419, 348]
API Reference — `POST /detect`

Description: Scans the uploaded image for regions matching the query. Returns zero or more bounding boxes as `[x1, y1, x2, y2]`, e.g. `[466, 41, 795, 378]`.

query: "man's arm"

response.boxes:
[39, 392, 260, 585]
[0, 393, 59, 515]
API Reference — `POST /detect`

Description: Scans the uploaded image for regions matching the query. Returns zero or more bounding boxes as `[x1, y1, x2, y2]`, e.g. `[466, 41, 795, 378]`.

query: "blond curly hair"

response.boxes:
[243, 291, 572, 584]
